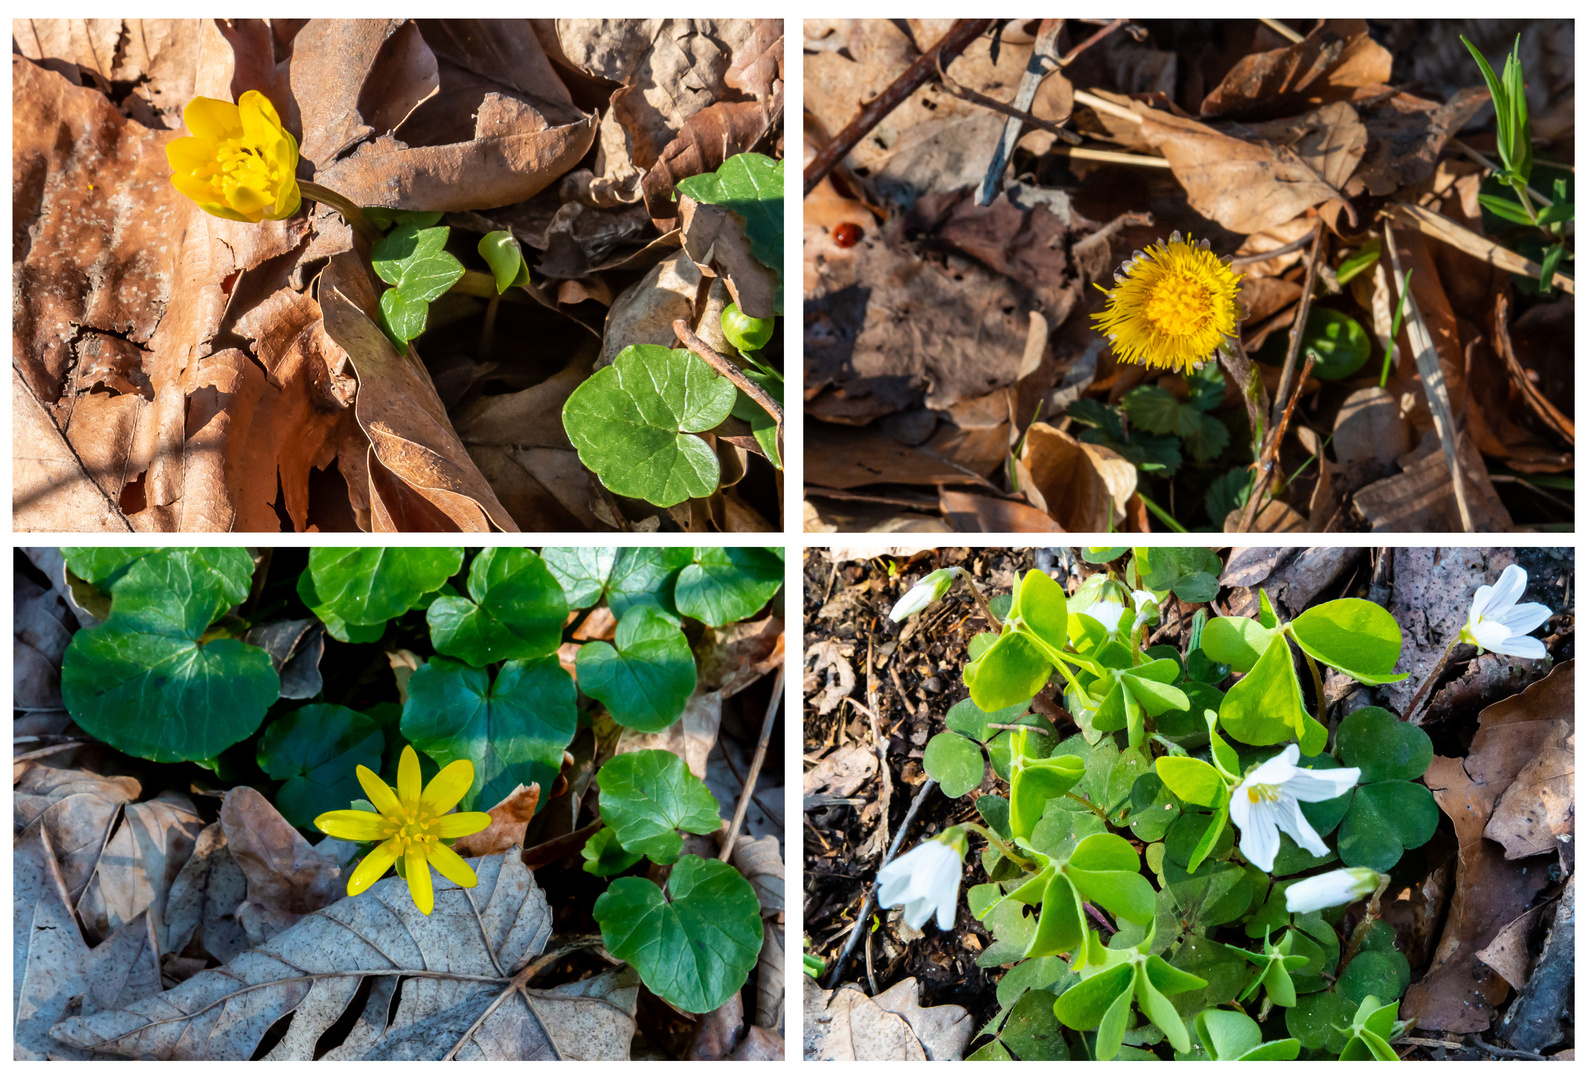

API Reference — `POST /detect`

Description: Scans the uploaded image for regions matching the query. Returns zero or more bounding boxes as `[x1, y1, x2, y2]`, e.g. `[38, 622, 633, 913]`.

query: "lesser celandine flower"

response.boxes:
[877, 827, 968, 931]
[166, 91, 301, 223]
[1090, 231, 1244, 374]
[314, 745, 491, 915]
[1462, 563, 1551, 659]
[1229, 745, 1360, 873]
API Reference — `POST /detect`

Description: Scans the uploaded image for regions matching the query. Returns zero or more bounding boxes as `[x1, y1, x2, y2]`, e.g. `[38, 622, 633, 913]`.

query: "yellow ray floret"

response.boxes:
[165, 90, 301, 223]
[1090, 231, 1243, 374]
[314, 745, 491, 915]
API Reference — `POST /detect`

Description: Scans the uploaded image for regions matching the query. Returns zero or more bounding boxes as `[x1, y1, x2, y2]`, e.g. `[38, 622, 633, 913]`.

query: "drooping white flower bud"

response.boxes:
[889, 568, 955, 622]
[1285, 867, 1384, 913]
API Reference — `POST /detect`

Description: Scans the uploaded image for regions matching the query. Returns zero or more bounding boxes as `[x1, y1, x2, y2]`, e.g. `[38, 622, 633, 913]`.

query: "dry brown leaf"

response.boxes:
[596, 250, 702, 367]
[289, 20, 438, 169]
[1484, 711, 1573, 860]
[83, 909, 164, 1017]
[731, 834, 784, 918]
[163, 821, 252, 967]
[13, 372, 136, 531]
[687, 989, 745, 1061]
[318, 92, 596, 211]
[317, 251, 517, 530]
[1352, 429, 1510, 532]
[1345, 88, 1489, 199]
[805, 976, 972, 1061]
[1016, 422, 1136, 531]
[804, 639, 857, 717]
[697, 612, 784, 697]
[942, 490, 1066, 532]
[1475, 902, 1548, 992]
[15, 825, 93, 1060]
[616, 690, 722, 780]
[806, 424, 984, 490]
[1201, 19, 1391, 120]
[802, 744, 877, 800]
[681, 197, 780, 320]
[1404, 662, 1569, 1032]
[219, 786, 347, 946]
[451, 783, 542, 857]
[754, 918, 785, 1031]
[644, 87, 782, 225]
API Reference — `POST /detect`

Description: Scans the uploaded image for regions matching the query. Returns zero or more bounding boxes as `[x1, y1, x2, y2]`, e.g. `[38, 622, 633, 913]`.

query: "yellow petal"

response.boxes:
[170, 171, 218, 205]
[183, 96, 240, 142]
[425, 841, 478, 889]
[195, 200, 253, 223]
[421, 759, 475, 817]
[227, 184, 273, 217]
[434, 811, 492, 839]
[269, 176, 301, 220]
[405, 846, 433, 915]
[347, 839, 401, 895]
[165, 136, 214, 172]
[356, 764, 401, 817]
[237, 89, 283, 132]
[312, 809, 390, 841]
[398, 746, 423, 810]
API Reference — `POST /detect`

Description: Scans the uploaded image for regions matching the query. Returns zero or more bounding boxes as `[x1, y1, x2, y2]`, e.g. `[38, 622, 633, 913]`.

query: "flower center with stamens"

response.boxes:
[1142, 273, 1213, 338]
[1247, 783, 1281, 804]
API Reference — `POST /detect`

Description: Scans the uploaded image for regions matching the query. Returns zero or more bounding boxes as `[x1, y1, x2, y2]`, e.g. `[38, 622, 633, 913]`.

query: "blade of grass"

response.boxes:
[1379, 269, 1414, 387]
[1136, 487, 1188, 533]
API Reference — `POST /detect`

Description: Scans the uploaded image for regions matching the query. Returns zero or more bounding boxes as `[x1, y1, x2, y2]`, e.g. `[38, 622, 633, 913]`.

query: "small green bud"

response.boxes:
[721, 303, 774, 351]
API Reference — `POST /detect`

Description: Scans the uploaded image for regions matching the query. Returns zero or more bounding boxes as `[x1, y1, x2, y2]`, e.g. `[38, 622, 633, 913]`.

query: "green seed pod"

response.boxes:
[721, 303, 774, 351]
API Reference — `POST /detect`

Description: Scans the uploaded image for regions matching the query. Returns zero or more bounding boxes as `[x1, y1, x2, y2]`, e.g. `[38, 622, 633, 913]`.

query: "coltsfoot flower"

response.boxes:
[1229, 745, 1361, 873]
[1090, 231, 1243, 374]
[314, 745, 491, 915]
[1285, 867, 1384, 913]
[877, 827, 968, 931]
[1461, 563, 1551, 659]
[166, 91, 301, 223]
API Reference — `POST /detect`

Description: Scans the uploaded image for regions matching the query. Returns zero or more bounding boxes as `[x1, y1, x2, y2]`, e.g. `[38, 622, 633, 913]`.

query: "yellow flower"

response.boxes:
[1090, 231, 1244, 374]
[165, 91, 301, 223]
[314, 745, 491, 915]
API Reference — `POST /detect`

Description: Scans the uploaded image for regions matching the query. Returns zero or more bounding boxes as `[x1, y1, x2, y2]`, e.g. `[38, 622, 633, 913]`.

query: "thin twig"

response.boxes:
[978, 19, 1065, 205]
[865, 639, 893, 860]
[824, 781, 936, 989]
[938, 59, 1082, 149]
[804, 19, 995, 196]
[1259, 18, 1305, 44]
[718, 666, 784, 861]
[1271, 219, 1326, 427]
[1402, 637, 1460, 724]
[1466, 1036, 1547, 1062]
[1239, 355, 1317, 530]
[1057, 19, 1130, 66]
[673, 318, 784, 457]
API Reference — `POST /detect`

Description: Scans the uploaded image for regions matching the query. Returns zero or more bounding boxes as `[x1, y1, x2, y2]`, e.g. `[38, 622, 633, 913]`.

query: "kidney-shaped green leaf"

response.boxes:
[576, 605, 696, 732]
[258, 704, 385, 828]
[674, 546, 782, 626]
[427, 547, 568, 666]
[301, 547, 463, 642]
[401, 655, 577, 812]
[60, 549, 279, 762]
[967, 632, 1052, 712]
[676, 153, 783, 314]
[596, 750, 723, 864]
[925, 732, 987, 798]
[593, 854, 763, 1014]
[562, 344, 737, 507]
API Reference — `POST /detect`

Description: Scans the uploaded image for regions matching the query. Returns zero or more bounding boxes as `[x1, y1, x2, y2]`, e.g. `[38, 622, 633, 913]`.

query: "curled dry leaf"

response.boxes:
[219, 786, 348, 946]
[805, 976, 972, 1061]
[755, 917, 785, 1031]
[1199, 19, 1392, 121]
[681, 197, 780, 320]
[163, 822, 252, 967]
[451, 782, 542, 857]
[1015, 422, 1137, 531]
[1406, 662, 1569, 1032]
[731, 834, 785, 918]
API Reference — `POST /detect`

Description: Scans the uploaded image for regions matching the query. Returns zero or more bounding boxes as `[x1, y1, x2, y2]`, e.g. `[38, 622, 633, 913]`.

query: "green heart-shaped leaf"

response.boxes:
[576, 605, 696, 732]
[593, 854, 762, 1013]
[60, 549, 278, 762]
[925, 732, 987, 798]
[1289, 598, 1407, 683]
[1334, 706, 1432, 782]
[426, 547, 567, 666]
[257, 704, 384, 828]
[401, 655, 577, 812]
[1335, 779, 1439, 871]
[300, 547, 463, 642]
[967, 631, 1052, 712]
[1136, 547, 1221, 603]
[674, 546, 782, 626]
[596, 749, 722, 863]
[581, 825, 644, 877]
[373, 223, 465, 303]
[562, 344, 737, 507]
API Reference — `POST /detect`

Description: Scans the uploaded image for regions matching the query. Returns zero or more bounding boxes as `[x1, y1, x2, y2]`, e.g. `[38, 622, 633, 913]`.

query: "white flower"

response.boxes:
[1229, 745, 1361, 873]
[1083, 599, 1126, 630]
[1463, 564, 1550, 659]
[876, 829, 966, 931]
[1285, 867, 1383, 913]
[1130, 589, 1160, 630]
[889, 568, 954, 622]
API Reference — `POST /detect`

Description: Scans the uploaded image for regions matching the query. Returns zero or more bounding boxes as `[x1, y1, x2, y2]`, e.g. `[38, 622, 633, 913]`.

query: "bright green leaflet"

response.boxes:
[1289, 599, 1407, 684]
[542, 547, 618, 608]
[300, 547, 463, 642]
[400, 655, 577, 812]
[1135, 547, 1221, 603]
[581, 825, 644, 877]
[595, 750, 722, 864]
[426, 547, 568, 666]
[477, 229, 529, 292]
[925, 732, 987, 798]
[258, 705, 384, 828]
[576, 605, 696, 732]
[676, 153, 784, 315]
[372, 222, 465, 347]
[674, 546, 782, 627]
[60, 549, 279, 762]
[562, 344, 738, 506]
[593, 854, 763, 1014]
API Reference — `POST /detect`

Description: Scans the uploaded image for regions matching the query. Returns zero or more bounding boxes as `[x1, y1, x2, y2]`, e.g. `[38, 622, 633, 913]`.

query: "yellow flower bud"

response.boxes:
[166, 91, 301, 223]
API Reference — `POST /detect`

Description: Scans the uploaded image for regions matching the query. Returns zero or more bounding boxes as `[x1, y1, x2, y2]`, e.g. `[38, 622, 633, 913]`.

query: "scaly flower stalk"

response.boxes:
[314, 745, 491, 915]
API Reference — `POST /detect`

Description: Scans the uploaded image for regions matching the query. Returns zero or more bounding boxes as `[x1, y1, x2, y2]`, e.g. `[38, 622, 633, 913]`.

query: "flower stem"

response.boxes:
[1302, 652, 1327, 726]
[299, 180, 381, 243]
[1401, 634, 1461, 724]
[961, 822, 1037, 870]
[1335, 874, 1393, 980]
[948, 566, 1001, 631]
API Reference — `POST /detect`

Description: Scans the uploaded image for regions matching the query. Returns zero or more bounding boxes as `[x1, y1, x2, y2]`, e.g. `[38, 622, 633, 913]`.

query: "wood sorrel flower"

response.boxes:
[889, 568, 955, 622]
[1090, 232, 1243, 374]
[1284, 867, 1384, 913]
[166, 91, 301, 223]
[876, 827, 967, 931]
[1462, 563, 1550, 659]
[314, 745, 491, 915]
[1229, 745, 1360, 873]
